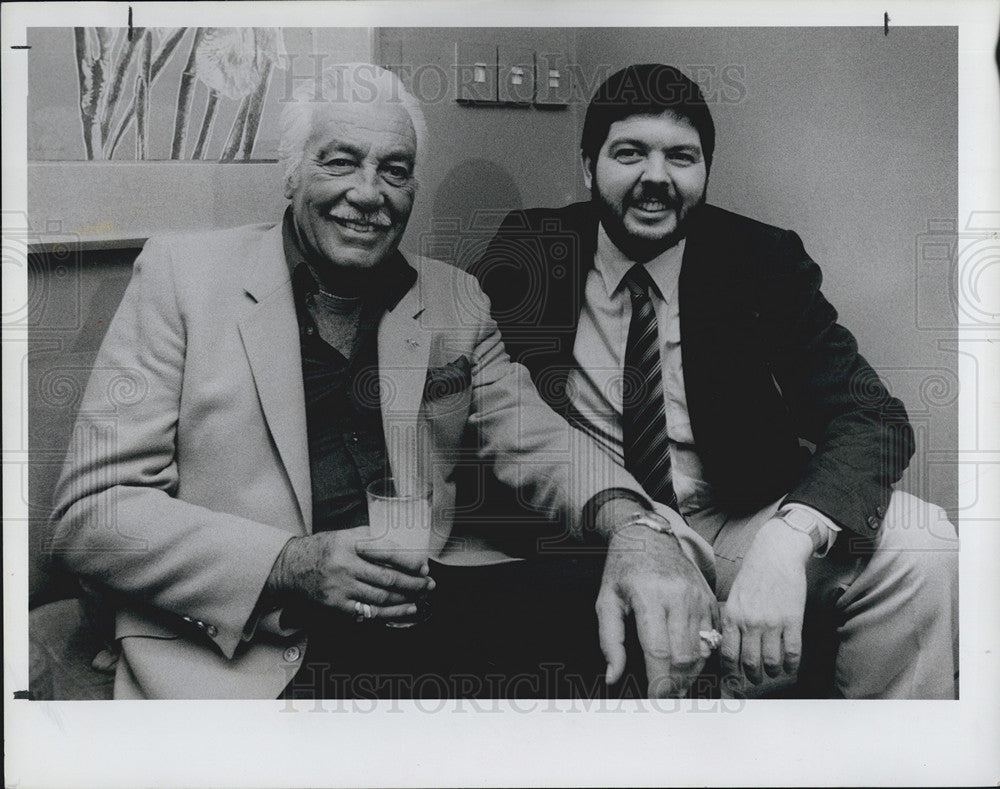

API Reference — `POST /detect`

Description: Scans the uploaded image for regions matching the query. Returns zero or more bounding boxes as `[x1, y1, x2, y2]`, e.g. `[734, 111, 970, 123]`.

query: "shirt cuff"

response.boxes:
[781, 502, 840, 557]
[242, 568, 301, 643]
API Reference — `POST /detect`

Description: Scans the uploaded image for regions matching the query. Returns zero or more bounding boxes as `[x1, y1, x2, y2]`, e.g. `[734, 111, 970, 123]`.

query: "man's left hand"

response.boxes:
[720, 518, 812, 684]
[597, 518, 719, 698]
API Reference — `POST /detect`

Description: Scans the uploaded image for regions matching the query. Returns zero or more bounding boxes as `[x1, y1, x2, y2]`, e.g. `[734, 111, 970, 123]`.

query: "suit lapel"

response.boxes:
[546, 203, 598, 409]
[377, 271, 431, 486]
[679, 206, 757, 470]
[237, 225, 312, 532]
[560, 202, 598, 347]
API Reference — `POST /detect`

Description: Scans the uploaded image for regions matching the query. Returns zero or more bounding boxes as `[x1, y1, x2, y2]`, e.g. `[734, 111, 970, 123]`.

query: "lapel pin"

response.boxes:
[405, 338, 420, 349]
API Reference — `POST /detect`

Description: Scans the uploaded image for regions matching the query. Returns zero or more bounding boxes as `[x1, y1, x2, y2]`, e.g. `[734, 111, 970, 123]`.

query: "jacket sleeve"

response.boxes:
[762, 230, 914, 538]
[456, 269, 716, 578]
[458, 271, 620, 532]
[49, 238, 294, 659]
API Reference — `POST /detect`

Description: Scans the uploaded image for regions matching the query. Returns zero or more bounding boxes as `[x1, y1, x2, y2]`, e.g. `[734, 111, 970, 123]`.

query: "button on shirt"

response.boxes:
[567, 224, 838, 552]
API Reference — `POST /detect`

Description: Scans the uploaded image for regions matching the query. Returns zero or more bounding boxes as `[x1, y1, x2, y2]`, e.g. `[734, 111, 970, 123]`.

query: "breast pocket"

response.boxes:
[421, 355, 473, 447]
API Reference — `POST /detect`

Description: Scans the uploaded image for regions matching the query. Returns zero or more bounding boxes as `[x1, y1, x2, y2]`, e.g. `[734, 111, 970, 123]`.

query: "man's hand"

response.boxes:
[597, 519, 719, 698]
[720, 518, 812, 684]
[267, 527, 434, 622]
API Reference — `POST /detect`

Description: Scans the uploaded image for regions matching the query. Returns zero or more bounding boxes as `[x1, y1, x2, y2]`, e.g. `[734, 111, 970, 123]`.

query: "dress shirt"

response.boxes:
[567, 223, 838, 555]
[282, 209, 416, 533]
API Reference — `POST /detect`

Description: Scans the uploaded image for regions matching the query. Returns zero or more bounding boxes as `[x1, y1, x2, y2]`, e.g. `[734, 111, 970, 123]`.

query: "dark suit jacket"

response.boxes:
[469, 201, 914, 539]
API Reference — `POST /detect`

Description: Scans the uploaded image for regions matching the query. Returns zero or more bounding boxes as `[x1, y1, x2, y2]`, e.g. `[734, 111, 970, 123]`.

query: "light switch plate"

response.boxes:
[455, 42, 497, 102]
[535, 50, 571, 106]
[498, 44, 534, 104]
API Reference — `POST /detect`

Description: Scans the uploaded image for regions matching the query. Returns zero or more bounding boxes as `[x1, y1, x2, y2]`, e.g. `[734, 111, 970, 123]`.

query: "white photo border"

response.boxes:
[4, 2, 998, 787]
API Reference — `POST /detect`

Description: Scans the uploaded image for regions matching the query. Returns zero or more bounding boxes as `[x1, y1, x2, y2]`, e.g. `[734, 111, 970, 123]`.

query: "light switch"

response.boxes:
[455, 42, 496, 102]
[498, 44, 534, 104]
[536, 51, 571, 106]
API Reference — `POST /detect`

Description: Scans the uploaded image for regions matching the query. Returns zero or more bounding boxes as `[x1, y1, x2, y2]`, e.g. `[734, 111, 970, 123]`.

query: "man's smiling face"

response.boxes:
[286, 99, 417, 270]
[584, 109, 707, 259]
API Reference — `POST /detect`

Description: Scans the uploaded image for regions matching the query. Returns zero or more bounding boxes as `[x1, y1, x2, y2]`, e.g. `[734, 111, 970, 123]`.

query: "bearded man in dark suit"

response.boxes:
[472, 63, 957, 698]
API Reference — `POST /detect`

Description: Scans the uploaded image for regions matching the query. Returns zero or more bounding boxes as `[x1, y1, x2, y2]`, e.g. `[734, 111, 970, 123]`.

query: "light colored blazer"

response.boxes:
[51, 221, 698, 699]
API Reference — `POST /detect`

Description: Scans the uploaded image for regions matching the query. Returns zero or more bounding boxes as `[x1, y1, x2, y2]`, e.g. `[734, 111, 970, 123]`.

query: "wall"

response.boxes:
[379, 28, 582, 267]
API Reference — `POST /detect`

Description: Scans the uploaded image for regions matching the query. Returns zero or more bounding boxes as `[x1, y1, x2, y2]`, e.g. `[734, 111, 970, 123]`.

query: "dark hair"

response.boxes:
[580, 64, 716, 173]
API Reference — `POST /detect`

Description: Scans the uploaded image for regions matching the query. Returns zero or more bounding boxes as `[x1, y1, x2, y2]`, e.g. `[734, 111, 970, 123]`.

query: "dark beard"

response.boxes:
[593, 190, 706, 264]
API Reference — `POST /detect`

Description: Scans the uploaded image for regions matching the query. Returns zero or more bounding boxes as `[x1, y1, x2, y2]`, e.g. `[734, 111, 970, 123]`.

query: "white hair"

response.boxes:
[278, 62, 428, 186]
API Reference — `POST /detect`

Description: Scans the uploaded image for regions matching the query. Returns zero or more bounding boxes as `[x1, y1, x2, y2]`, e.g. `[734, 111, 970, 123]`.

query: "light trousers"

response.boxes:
[686, 491, 959, 699]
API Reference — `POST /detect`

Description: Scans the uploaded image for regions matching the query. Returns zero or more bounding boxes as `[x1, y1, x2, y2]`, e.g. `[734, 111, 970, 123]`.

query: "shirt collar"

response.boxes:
[281, 207, 416, 312]
[594, 222, 686, 302]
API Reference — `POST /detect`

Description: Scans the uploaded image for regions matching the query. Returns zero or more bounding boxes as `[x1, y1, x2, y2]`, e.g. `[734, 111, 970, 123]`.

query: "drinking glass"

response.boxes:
[365, 476, 433, 627]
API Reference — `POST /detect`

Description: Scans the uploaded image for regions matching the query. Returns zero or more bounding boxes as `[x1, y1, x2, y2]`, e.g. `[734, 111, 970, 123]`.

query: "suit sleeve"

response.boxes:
[468, 210, 649, 535]
[763, 230, 914, 537]
[458, 273, 611, 534]
[49, 238, 294, 659]
[457, 270, 716, 578]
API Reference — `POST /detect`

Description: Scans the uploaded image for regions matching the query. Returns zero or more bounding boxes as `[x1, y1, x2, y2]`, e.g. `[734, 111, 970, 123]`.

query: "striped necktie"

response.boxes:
[622, 264, 678, 509]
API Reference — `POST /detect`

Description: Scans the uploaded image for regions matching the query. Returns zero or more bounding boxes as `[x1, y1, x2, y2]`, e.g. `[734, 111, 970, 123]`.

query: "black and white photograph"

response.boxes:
[4, 1, 998, 787]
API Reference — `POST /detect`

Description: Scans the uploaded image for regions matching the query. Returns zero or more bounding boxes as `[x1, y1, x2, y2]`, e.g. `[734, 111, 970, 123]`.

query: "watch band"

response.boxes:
[775, 507, 824, 552]
[619, 510, 674, 536]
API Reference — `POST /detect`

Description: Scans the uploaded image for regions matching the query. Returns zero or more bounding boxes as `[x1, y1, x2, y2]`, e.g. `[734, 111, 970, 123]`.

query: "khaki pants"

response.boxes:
[686, 491, 958, 699]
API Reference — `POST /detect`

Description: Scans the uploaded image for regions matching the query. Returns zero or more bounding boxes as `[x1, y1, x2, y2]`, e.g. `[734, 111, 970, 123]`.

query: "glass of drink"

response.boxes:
[365, 476, 433, 627]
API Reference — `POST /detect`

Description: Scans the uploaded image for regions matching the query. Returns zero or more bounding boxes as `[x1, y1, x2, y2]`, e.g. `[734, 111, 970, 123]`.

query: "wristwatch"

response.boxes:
[774, 507, 825, 553]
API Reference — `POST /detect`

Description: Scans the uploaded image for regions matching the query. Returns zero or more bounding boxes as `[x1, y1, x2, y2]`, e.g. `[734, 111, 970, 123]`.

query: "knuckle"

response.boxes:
[629, 591, 654, 613]
[741, 616, 764, 632]
[642, 642, 671, 661]
[673, 655, 699, 673]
